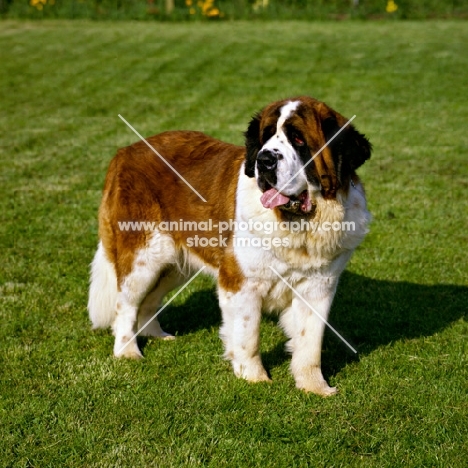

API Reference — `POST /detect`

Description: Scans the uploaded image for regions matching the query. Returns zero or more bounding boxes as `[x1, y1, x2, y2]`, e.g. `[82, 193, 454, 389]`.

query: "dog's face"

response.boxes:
[244, 96, 372, 213]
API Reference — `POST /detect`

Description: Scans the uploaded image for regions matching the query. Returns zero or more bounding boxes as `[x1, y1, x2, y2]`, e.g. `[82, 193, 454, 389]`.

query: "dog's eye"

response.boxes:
[294, 136, 305, 146]
[287, 125, 305, 147]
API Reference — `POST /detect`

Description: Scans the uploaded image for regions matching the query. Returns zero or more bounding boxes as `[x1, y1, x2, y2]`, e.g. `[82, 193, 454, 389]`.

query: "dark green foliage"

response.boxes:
[2, 0, 468, 20]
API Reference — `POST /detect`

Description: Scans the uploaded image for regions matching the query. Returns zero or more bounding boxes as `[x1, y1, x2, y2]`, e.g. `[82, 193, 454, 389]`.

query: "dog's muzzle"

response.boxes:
[256, 149, 279, 173]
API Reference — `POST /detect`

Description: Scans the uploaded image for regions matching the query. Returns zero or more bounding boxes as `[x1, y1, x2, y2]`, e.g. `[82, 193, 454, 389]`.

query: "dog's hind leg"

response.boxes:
[112, 267, 160, 360]
[137, 267, 185, 339]
[112, 232, 178, 359]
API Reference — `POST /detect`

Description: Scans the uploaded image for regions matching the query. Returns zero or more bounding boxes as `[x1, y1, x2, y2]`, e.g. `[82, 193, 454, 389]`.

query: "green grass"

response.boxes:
[1, 19, 467, 467]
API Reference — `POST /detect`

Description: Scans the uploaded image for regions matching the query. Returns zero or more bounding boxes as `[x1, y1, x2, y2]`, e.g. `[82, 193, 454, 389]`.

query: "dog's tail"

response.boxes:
[88, 241, 118, 329]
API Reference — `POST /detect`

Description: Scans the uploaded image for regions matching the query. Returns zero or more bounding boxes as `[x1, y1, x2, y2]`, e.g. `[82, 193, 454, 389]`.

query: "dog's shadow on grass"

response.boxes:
[158, 287, 221, 336]
[263, 272, 468, 378]
[156, 272, 467, 378]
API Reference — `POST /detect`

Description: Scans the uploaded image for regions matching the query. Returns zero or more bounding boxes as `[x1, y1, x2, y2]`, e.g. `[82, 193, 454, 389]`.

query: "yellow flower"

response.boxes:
[190, 0, 221, 18]
[201, 0, 213, 14]
[207, 7, 220, 17]
[30, 0, 47, 9]
[386, 0, 398, 13]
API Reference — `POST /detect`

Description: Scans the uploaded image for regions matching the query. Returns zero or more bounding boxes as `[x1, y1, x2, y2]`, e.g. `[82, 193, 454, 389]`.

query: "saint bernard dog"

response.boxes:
[88, 96, 372, 396]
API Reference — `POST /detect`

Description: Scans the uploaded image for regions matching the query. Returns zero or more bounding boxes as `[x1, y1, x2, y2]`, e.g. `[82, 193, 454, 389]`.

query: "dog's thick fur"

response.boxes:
[88, 96, 371, 396]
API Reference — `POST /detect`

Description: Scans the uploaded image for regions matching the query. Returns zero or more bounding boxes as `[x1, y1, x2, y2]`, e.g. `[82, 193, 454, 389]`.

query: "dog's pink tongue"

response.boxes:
[260, 188, 290, 209]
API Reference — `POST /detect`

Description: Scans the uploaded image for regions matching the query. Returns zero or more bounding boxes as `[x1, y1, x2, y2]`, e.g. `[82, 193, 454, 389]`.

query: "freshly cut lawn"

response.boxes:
[1, 20, 467, 467]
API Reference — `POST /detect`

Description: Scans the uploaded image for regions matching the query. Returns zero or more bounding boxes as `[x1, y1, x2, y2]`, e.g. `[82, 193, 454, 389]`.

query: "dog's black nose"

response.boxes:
[257, 150, 278, 172]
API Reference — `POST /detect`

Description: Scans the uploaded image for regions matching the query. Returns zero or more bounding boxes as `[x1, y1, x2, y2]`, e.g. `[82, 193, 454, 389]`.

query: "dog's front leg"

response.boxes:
[218, 282, 270, 383]
[280, 277, 340, 396]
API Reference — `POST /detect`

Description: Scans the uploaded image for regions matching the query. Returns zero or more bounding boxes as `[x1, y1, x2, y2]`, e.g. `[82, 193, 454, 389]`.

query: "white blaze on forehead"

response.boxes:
[263, 100, 301, 150]
[276, 100, 300, 133]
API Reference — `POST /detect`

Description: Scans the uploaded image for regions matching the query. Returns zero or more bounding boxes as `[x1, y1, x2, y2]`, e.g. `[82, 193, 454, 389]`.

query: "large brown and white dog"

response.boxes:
[88, 96, 372, 396]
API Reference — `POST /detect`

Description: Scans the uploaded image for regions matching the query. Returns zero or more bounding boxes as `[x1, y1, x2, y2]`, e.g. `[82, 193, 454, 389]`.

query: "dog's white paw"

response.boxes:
[294, 366, 337, 397]
[113, 336, 143, 360]
[160, 333, 176, 341]
[233, 358, 271, 383]
[139, 321, 175, 340]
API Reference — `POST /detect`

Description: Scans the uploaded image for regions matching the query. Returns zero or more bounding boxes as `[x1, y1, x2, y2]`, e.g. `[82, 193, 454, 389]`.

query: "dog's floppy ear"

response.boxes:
[321, 111, 372, 177]
[244, 113, 262, 178]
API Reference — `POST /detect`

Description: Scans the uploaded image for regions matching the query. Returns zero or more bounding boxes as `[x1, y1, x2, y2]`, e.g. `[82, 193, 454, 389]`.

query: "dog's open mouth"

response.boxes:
[260, 188, 313, 214]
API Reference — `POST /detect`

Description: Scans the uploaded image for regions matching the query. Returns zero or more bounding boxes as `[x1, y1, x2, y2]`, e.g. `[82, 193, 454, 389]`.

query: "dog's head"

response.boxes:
[244, 96, 372, 213]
